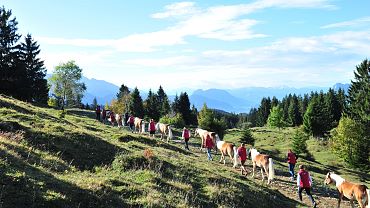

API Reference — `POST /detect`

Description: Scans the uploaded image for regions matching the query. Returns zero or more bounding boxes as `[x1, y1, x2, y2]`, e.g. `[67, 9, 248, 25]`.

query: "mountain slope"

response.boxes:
[0, 95, 297, 207]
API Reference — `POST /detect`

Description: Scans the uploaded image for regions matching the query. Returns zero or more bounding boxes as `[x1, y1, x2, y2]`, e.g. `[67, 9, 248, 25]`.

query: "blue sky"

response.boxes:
[3, 0, 370, 93]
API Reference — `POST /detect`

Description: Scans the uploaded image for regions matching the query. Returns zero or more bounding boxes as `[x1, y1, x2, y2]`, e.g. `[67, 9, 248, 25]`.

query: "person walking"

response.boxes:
[237, 143, 248, 175]
[297, 165, 316, 208]
[287, 149, 298, 181]
[148, 119, 156, 138]
[95, 105, 101, 121]
[127, 114, 135, 132]
[205, 133, 214, 161]
[182, 127, 191, 150]
[124, 112, 129, 126]
[102, 108, 106, 123]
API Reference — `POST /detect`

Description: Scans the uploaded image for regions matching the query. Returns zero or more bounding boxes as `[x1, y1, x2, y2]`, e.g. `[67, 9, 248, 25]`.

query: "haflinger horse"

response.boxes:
[194, 128, 217, 151]
[155, 123, 173, 142]
[215, 134, 238, 168]
[250, 148, 274, 184]
[115, 114, 122, 127]
[134, 117, 145, 134]
[324, 172, 369, 208]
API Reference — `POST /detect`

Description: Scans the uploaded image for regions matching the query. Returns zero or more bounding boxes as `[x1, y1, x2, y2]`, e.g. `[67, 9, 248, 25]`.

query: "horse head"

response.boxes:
[324, 172, 334, 185]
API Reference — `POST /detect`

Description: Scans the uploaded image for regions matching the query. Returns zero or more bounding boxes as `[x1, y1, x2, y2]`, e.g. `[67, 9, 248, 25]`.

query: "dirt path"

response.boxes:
[176, 140, 356, 208]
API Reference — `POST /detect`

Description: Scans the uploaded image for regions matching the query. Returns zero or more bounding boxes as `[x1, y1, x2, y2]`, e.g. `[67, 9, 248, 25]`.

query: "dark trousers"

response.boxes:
[298, 187, 315, 205]
[184, 138, 189, 150]
[289, 163, 295, 178]
[96, 113, 101, 121]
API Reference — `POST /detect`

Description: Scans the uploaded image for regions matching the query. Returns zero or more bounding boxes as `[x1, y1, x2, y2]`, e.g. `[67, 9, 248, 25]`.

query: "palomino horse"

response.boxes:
[250, 148, 274, 184]
[215, 134, 238, 168]
[324, 172, 369, 208]
[194, 128, 217, 151]
[115, 114, 122, 127]
[134, 117, 145, 134]
[155, 123, 173, 142]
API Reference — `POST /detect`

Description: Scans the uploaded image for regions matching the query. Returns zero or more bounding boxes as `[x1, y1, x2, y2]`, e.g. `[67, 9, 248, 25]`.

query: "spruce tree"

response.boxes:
[257, 97, 271, 126]
[128, 87, 144, 118]
[291, 128, 309, 155]
[325, 88, 341, 126]
[144, 89, 160, 120]
[156, 86, 171, 117]
[116, 84, 130, 100]
[303, 94, 331, 137]
[288, 94, 302, 126]
[92, 97, 98, 109]
[19, 34, 48, 103]
[267, 105, 285, 129]
[178, 92, 192, 125]
[0, 6, 21, 97]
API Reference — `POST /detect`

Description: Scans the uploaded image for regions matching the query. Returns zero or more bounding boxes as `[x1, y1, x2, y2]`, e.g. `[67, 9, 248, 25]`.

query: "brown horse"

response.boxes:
[250, 148, 274, 184]
[194, 128, 217, 151]
[134, 117, 145, 134]
[324, 172, 369, 208]
[155, 123, 173, 142]
[215, 135, 238, 168]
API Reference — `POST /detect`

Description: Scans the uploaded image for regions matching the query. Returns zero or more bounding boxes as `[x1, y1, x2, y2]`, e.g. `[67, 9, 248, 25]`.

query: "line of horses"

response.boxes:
[105, 116, 369, 207]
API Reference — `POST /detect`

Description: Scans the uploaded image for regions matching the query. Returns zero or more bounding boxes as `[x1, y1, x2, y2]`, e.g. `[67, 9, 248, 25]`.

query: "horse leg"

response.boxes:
[264, 165, 270, 184]
[261, 167, 265, 182]
[219, 152, 224, 163]
[252, 162, 256, 178]
[337, 193, 342, 208]
[349, 199, 355, 208]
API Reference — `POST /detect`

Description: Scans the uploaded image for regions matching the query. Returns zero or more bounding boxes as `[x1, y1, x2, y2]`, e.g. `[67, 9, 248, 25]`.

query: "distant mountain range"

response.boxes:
[77, 76, 349, 113]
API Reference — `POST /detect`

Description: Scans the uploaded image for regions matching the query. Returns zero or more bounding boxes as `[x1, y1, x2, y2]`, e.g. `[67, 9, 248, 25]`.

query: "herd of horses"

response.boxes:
[107, 116, 369, 207]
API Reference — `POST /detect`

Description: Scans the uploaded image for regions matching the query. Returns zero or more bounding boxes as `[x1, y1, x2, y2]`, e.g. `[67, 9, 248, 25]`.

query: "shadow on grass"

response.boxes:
[1, 122, 127, 171]
[67, 109, 95, 119]
[0, 149, 134, 208]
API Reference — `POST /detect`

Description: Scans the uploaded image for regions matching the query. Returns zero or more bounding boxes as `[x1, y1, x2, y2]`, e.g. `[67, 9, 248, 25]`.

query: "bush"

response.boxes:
[330, 117, 368, 169]
[47, 98, 58, 108]
[159, 114, 185, 128]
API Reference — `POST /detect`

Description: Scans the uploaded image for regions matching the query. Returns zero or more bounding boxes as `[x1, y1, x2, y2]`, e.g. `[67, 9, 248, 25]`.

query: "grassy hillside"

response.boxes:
[0, 95, 299, 208]
[0, 95, 368, 208]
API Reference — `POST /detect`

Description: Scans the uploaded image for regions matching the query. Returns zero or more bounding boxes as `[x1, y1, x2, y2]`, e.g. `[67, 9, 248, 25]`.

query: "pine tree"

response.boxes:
[271, 96, 279, 108]
[116, 84, 130, 100]
[300, 94, 310, 119]
[172, 94, 180, 114]
[19, 34, 48, 103]
[128, 87, 144, 117]
[198, 103, 214, 130]
[178, 92, 192, 125]
[288, 94, 302, 126]
[291, 128, 309, 155]
[325, 88, 340, 127]
[267, 105, 285, 129]
[0, 7, 21, 97]
[303, 95, 331, 137]
[92, 97, 98, 110]
[346, 59, 370, 124]
[189, 104, 198, 126]
[257, 97, 271, 126]
[239, 127, 255, 146]
[247, 108, 258, 127]
[144, 89, 160, 120]
[156, 86, 171, 117]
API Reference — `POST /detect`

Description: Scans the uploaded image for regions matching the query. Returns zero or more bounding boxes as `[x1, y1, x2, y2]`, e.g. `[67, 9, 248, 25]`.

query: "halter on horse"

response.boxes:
[215, 135, 238, 168]
[155, 123, 173, 142]
[250, 148, 274, 184]
[324, 172, 369, 208]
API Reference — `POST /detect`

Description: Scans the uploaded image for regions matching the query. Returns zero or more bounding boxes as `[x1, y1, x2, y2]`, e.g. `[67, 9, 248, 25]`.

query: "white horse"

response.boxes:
[250, 148, 275, 184]
[215, 135, 238, 168]
[115, 113, 122, 127]
[194, 128, 211, 150]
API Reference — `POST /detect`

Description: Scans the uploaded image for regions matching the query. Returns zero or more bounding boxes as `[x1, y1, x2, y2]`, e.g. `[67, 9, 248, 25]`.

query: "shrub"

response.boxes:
[159, 114, 185, 128]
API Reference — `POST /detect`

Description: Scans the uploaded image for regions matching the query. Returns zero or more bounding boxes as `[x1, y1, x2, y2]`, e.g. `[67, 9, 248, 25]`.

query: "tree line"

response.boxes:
[0, 6, 48, 104]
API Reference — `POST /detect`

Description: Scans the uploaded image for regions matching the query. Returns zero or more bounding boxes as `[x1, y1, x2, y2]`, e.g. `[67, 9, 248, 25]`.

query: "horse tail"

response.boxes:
[364, 187, 369, 208]
[155, 123, 159, 132]
[141, 121, 145, 134]
[268, 158, 275, 184]
[233, 145, 238, 168]
[167, 126, 173, 142]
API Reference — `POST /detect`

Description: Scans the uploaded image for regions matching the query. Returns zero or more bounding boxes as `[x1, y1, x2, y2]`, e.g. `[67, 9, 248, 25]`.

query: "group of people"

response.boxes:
[97, 105, 316, 207]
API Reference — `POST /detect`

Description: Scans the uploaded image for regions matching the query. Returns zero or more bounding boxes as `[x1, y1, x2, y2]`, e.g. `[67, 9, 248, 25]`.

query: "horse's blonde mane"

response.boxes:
[328, 172, 345, 187]
[250, 148, 260, 160]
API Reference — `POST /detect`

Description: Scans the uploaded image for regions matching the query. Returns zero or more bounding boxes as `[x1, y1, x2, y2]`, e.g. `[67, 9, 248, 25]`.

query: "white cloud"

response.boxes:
[321, 16, 370, 29]
[38, 0, 335, 52]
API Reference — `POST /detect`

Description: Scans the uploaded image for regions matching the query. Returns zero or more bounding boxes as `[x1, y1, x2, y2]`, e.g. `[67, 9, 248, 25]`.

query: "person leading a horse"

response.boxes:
[182, 127, 191, 150]
[287, 149, 298, 181]
[95, 105, 101, 121]
[127, 114, 135, 132]
[297, 165, 316, 208]
[237, 143, 248, 175]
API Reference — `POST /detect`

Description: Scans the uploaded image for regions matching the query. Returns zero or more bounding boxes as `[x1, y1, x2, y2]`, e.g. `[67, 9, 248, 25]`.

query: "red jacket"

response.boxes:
[205, 135, 214, 148]
[128, 116, 134, 124]
[149, 122, 155, 131]
[298, 169, 311, 188]
[287, 152, 297, 164]
[238, 147, 247, 161]
[183, 129, 190, 139]
[110, 113, 115, 122]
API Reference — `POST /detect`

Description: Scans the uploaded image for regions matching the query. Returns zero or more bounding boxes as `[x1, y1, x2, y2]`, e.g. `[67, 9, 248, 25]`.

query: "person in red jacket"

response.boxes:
[297, 165, 316, 208]
[102, 108, 106, 123]
[148, 119, 156, 138]
[127, 114, 135, 132]
[205, 133, 214, 161]
[237, 143, 248, 175]
[95, 105, 101, 121]
[287, 149, 298, 181]
[182, 127, 191, 150]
